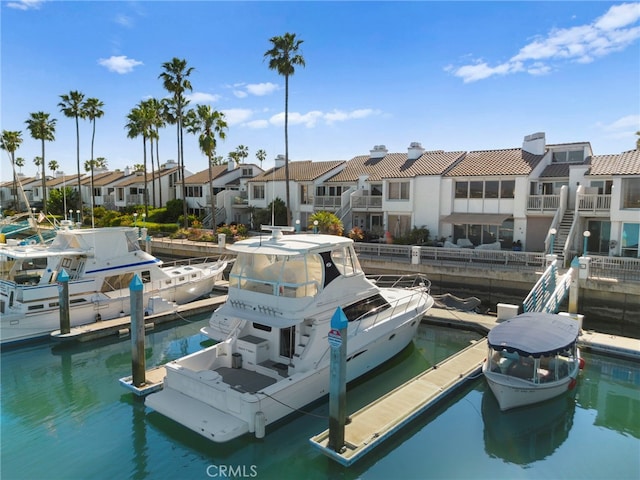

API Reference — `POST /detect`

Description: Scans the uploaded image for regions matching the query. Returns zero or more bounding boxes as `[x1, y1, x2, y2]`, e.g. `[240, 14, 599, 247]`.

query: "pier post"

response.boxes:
[58, 269, 70, 334]
[568, 257, 580, 314]
[130, 274, 146, 387]
[328, 307, 348, 453]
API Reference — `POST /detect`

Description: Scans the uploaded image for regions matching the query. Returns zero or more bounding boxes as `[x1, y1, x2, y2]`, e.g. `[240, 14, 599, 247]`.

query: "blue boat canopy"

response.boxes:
[487, 312, 580, 358]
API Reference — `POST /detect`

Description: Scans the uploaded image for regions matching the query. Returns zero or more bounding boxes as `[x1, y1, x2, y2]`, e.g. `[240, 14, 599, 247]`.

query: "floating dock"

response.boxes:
[309, 339, 487, 466]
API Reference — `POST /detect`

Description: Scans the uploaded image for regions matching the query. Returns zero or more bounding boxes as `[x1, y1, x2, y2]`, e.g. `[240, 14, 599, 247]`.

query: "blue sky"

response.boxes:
[2, 1, 639, 183]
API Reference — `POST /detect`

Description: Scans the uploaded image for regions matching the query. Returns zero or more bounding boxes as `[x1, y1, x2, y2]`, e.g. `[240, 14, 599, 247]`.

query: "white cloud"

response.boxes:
[233, 90, 248, 99]
[246, 119, 269, 129]
[450, 2, 640, 82]
[267, 108, 379, 128]
[599, 114, 640, 131]
[6, 0, 44, 10]
[98, 55, 143, 74]
[246, 82, 279, 96]
[324, 108, 380, 124]
[186, 92, 220, 103]
[221, 108, 254, 125]
[114, 14, 133, 28]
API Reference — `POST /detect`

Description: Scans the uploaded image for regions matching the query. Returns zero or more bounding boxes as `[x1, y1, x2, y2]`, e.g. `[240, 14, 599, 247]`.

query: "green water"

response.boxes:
[1, 316, 639, 480]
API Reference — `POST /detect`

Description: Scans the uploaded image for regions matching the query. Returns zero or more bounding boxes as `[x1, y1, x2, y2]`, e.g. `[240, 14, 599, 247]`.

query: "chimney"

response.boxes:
[228, 159, 235, 171]
[369, 145, 388, 159]
[165, 159, 178, 169]
[124, 166, 131, 176]
[274, 154, 286, 168]
[523, 132, 546, 155]
[407, 142, 425, 160]
[55, 170, 64, 178]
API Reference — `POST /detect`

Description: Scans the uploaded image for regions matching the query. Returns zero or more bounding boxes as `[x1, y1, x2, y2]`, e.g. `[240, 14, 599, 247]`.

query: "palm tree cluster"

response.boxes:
[5, 33, 309, 224]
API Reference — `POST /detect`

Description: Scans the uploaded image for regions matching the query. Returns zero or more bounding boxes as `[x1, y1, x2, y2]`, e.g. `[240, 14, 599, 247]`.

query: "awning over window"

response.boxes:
[440, 213, 511, 225]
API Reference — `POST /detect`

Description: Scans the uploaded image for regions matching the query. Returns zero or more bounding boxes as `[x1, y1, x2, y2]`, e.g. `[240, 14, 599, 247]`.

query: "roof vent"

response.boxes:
[369, 145, 388, 159]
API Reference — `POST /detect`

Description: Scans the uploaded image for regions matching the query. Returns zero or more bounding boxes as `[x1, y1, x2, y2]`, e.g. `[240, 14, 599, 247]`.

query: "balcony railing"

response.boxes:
[313, 196, 341, 209]
[527, 194, 560, 212]
[351, 195, 382, 209]
[578, 193, 611, 213]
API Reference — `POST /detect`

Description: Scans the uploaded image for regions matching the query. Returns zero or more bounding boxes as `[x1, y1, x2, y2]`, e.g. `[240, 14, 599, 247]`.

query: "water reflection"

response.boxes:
[577, 353, 640, 439]
[482, 390, 576, 465]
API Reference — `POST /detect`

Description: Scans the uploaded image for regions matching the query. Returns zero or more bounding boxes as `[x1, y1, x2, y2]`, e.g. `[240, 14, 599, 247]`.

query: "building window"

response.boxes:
[552, 150, 583, 163]
[469, 181, 483, 199]
[371, 184, 382, 196]
[622, 178, 640, 209]
[117, 188, 124, 201]
[590, 180, 613, 195]
[242, 168, 253, 176]
[621, 223, 639, 258]
[485, 181, 499, 199]
[185, 186, 202, 197]
[388, 181, 409, 200]
[300, 184, 311, 205]
[252, 184, 265, 200]
[500, 180, 515, 198]
[455, 181, 468, 199]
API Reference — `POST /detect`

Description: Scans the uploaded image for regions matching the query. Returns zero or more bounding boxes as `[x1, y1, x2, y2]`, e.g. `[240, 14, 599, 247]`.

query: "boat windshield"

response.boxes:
[229, 252, 323, 298]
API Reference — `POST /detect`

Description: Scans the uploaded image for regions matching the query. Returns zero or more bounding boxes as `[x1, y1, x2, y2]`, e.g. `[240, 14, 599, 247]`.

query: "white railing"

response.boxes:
[577, 193, 611, 213]
[313, 196, 341, 209]
[527, 194, 560, 212]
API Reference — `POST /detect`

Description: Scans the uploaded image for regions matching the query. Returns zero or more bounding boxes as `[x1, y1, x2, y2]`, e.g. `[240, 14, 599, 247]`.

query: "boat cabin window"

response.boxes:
[101, 272, 135, 292]
[229, 252, 323, 298]
[343, 294, 390, 322]
[125, 231, 141, 252]
[141, 271, 151, 283]
[330, 246, 362, 277]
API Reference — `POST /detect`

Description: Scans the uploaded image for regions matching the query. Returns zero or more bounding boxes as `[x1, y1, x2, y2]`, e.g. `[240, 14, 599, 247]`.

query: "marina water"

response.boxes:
[2, 314, 638, 479]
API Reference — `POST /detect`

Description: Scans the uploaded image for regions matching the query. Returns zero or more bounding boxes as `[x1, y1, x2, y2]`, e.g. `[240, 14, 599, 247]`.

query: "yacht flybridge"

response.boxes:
[146, 226, 434, 442]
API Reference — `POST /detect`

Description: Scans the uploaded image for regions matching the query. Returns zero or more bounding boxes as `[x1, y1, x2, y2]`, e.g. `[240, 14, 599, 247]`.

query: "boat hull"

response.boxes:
[1, 269, 222, 346]
[146, 303, 428, 442]
[483, 354, 581, 411]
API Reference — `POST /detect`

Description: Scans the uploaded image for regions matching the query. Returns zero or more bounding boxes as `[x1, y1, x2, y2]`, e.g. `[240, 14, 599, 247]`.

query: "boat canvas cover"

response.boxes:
[487, 313, 580, 358]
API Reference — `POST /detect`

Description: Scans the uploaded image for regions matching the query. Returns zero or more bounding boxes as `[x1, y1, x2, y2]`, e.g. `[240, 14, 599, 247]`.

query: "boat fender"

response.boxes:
[29, 239, 36, 245]
[255, 411, 266, 439]
[579, 358, 585, 370]
[568, 378, 577, 390]
[95, 313, 102, 322]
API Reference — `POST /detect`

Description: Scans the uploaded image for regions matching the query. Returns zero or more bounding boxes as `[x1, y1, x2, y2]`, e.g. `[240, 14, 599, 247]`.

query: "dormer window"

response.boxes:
[552, 150, 583, 163]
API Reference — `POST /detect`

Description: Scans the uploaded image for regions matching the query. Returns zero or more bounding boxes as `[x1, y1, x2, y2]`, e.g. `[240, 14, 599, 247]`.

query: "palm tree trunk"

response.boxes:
[41, 139, 47, 214]
[179, 122, 187, 227]
[143, 137, 149, 218]
[90, 119, 96, 228]
[208, 157, 215, 229]
[284, 75, 291, 226]
[75, 116, 82, 213]
[156, 134, 162, 207]
[150, 135, 156, 208]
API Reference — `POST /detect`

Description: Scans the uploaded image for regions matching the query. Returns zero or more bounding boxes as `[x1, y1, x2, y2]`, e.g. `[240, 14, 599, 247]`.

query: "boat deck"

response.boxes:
[309, 338, 487, 466]
[218, 367, 277, 393]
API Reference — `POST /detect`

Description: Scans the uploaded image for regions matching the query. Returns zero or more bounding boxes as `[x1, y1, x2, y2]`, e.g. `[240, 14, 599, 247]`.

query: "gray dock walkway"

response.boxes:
[309, 339, 487, 466]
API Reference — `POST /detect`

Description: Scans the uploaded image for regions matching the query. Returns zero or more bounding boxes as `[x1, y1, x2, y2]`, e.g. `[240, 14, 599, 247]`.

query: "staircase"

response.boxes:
[551, 210, 574, 262]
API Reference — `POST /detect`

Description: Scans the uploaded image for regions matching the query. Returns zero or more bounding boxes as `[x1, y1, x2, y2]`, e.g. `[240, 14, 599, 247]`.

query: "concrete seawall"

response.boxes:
[149, 238, 640, 339]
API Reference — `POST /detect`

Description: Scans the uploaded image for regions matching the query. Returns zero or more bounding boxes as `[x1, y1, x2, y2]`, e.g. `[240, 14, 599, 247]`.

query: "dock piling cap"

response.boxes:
[129, 274, 144, 291]
[331, 307, 348, 330]
[58, 269, 69, 282]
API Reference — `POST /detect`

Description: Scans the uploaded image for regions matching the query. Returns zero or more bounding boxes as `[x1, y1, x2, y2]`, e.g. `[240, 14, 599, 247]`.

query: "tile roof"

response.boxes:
[539, 163, 571, 178]
[1, 176, 36, 187]
[115, 167, 181, 186]
[444, 148, 543, 177]
[81, 171, 125, 186]
[588, 149, 640, 176]
[47, 175, 81, 187]
[326, 151, 465, 182]
[184, 165, 229, 184]
[248, 160, 345, 182]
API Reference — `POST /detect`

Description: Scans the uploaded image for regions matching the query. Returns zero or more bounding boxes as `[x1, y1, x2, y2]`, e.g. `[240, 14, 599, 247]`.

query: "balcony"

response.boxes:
[578, 193, 611, 215]
[314, 196, 341, 209]
[351, 194, 382, 210]
[527, 194, 560, 213]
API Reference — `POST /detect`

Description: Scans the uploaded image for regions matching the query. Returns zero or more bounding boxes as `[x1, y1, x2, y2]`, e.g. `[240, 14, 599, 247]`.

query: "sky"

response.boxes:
[1, 0, 639, 183]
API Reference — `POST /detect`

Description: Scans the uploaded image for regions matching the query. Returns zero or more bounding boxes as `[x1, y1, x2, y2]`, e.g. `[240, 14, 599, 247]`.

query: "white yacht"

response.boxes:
[146, 227, 434, 443]
[0, 224, 227, 346]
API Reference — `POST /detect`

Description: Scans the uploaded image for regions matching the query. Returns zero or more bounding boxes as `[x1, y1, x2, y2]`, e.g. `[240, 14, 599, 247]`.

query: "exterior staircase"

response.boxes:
[551, 210, 574, 263]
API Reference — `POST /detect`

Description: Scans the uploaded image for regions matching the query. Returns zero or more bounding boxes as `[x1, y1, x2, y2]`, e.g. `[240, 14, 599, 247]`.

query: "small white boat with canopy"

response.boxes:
[483, 312, 584, 411]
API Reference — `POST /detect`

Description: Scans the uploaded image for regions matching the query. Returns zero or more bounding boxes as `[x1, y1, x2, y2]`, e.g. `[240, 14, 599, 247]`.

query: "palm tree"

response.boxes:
[159, 58, 194, 227]
[48, 160, 59, 176]
[185, 105, 228, 228]
[636, 131, 640, 149]
[126, 103, 153, 217]
[58, 91, 87, 212]
[264, 32, 306, 226]
[15, 157, 25, 173]
[84, 97, 104, 219]
[1, 130, 23, 209]
[25, 112, 56, 214]
[144, 98, 165, 208]
[95, 157, 108, 169]
[255, 149, 267, 169]
[236, 145, 249, 164]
